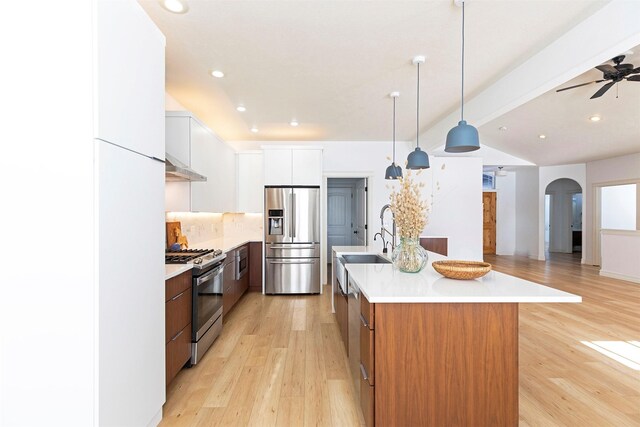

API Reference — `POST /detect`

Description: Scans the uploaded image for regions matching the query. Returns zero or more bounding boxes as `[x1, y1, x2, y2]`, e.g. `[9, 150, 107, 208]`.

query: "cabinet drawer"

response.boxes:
[166, 288, 192, 343]
[360, 373, 374, 427]
[166, 270, 192, 301]
[361, 295, 374, 330]
[360, 321, 374, 385]
[166, 323, 191, 386]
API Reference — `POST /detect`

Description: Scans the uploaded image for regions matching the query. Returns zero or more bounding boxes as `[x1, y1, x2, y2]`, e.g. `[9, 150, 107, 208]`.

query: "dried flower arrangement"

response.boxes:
[389, 168, 428, 239]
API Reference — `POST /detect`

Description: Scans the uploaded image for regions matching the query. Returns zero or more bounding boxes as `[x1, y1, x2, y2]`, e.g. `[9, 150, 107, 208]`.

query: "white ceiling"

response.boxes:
[479, 48, 640, 166]
[139, 0, 608, 145]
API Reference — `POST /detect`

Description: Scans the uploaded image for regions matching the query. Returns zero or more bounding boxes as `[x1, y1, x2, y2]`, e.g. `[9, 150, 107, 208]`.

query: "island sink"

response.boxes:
[340, 254, 390, 264]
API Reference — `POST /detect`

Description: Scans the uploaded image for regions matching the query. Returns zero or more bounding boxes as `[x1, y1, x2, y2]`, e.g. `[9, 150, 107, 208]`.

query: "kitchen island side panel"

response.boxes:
[374, 303, 518, 427]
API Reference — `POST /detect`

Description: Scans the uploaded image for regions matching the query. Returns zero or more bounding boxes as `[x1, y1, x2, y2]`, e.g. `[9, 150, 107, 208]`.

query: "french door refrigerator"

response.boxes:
[265, 186, 321, 294]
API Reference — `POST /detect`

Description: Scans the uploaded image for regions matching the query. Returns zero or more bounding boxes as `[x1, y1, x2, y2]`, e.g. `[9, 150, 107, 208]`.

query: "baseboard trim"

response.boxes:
[146, 409, 163, 427]
[599, 270, 640, 284]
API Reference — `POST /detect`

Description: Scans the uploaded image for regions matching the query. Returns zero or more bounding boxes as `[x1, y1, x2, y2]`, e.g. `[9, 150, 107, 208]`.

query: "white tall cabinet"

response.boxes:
[3, 0, 165, 426]
[96, 1, 166, 426]
[166, 112, 236, 212]
[237, 151, 264, 213]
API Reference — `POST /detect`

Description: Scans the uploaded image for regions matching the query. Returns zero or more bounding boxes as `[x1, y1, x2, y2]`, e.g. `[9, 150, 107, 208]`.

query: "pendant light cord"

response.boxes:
[392, 96, 396, 164]
[416, 62, 420, 148]
[461, 0, 465, 121]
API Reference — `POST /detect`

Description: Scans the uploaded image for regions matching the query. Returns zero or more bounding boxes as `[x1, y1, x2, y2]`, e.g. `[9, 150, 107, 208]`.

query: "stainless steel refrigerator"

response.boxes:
[264, 186, 321, 294]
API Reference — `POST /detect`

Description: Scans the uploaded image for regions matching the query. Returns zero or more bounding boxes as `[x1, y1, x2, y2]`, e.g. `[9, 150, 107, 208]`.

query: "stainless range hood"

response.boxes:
[165, 153, 207, 182]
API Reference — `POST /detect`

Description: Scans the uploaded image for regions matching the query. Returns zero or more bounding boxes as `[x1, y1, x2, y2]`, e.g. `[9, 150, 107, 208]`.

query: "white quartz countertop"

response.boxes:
[342, 250, 581, 304]
[165, 264, 193, 281]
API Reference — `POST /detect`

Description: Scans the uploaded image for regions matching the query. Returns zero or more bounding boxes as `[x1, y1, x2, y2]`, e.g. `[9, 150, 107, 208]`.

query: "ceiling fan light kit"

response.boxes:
[385, 92, 403, 180]
[556, 55, 640, 98]
[406, 55, 430, 170]
[445, 0, 481, 153]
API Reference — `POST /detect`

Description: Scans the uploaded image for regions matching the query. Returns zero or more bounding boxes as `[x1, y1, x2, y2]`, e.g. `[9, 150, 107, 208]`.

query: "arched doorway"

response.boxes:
[545, 178, 582, 256]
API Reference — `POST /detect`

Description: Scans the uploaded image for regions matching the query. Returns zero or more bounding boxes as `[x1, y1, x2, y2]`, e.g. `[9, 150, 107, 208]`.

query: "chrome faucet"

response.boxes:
[373, 204, 396, 253]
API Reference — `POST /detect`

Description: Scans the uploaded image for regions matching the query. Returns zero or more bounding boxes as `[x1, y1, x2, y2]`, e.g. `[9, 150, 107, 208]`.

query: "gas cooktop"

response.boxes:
[165, 248, 225, 270]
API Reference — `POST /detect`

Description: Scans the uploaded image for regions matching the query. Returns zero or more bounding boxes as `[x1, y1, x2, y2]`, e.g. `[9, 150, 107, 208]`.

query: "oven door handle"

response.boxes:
[196, 264, 224, 285]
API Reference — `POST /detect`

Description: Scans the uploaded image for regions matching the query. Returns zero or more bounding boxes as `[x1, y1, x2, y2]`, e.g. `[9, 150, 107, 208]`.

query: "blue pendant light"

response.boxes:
[445, 0, 480, 153]
[385, 92, 403, 180]
[406, 56, 430, 169]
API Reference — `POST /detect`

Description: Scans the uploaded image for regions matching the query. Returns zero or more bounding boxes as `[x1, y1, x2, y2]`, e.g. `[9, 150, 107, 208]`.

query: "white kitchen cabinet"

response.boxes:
[263, 147, 322, 186]
[166, 111, 237, 212]
[264, 149, 293, 185]
[96, 0, 165, 159]
[237, 152, 264, 213]
[97, 140, 165, 427]
[97, 1, 166, 426]
[292, 149, 323, 185]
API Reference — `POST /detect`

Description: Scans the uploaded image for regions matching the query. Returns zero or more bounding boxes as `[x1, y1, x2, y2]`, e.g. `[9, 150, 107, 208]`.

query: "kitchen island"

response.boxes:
[337, 248, 580, 427]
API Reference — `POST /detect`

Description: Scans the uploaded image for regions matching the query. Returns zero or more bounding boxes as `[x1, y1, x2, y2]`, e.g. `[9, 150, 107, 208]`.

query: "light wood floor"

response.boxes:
[161, 253, 639, 427]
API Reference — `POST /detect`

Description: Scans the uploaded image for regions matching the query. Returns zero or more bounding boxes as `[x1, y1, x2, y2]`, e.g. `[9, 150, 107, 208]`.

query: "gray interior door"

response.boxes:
[354, 178, 367, 246]
[327, 187, 353, 258]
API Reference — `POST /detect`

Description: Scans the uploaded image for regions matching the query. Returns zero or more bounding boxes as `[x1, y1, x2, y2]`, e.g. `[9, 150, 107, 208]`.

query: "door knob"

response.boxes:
[353, 230, 358, 234]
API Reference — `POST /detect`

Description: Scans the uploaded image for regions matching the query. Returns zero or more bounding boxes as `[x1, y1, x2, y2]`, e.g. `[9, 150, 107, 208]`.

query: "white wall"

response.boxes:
[515, 167, 539, 258]
[600, 230, 640, 283]
[1, 1, 95, 425]
[585, 152, 640, 264]
[496, 171, 516, 255]
[545, 178, 582, 254]
[538, 164, 586, 261]
[427, 157, 484, 261]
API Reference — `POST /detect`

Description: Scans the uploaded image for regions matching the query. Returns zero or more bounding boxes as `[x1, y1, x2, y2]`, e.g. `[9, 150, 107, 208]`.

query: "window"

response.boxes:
[482, 172, 495, 190]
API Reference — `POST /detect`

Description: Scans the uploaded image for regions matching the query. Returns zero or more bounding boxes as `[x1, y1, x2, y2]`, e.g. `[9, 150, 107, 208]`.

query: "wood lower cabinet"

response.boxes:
[165, 270, 192, 386]
[359, 294, 518, 427]
[248, 241, 262, 292]
[335, 291, 348, 351]
[419, 237, 448, 256]
[223, 244, 251, 316]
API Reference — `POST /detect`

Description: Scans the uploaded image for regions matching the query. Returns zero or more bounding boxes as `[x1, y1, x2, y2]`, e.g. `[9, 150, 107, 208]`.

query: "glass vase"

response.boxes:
[392, 237, 428, 273]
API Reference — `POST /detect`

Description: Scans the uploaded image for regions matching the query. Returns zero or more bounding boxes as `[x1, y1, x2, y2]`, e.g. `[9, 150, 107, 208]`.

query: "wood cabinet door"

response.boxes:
[483, 192, 497, 254]
[223, 259, 236, 315]
[248, 242, 263, 292]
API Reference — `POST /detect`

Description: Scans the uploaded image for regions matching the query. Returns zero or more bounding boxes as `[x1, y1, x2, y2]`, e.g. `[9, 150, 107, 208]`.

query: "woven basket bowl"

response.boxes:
[432, 260, 492, 280]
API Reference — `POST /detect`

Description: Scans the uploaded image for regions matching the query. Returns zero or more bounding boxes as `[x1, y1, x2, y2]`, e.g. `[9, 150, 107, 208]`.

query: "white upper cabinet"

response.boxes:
[263, 147, 322, 186]
[237, 152, 264, 213]
[165, 112, 236, 213]
[96, 0, 165, 159]
[292, 149, 323, 185]
[264, 149, 293, 185]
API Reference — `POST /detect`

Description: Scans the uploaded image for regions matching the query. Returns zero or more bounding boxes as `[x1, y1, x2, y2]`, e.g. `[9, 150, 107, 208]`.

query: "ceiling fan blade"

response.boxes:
[590, 81, 615, 99]
[626, 75, 640, 81]
[596, 64, 617, 74]
[630, 67, 640, 74]
[556, 80, 605, 92]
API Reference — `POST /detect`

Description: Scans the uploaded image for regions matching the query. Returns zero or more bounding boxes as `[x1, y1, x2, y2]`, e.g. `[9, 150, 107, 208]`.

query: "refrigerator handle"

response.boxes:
[291, 192, 296, 238]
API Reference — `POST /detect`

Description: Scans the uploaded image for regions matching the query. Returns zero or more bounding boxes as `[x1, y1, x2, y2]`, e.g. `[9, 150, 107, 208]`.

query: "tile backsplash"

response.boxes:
[165, 212, 263, 247]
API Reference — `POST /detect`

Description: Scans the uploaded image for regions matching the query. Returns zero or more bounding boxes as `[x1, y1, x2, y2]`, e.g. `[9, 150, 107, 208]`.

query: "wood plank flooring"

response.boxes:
[161, 253, 639, 426]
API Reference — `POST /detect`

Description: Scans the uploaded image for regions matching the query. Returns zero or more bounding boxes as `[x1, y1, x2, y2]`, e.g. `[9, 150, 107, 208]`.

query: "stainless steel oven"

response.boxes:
[236, 246, 248, 280]
[191, 260, 225, 364]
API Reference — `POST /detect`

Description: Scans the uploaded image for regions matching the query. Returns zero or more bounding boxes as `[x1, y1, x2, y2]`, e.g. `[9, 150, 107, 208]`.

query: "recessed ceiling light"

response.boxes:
[250, 127, 259, 133]
[236, 105, 246, 112]
[498, 126, 508, 131]
[589, 115, 601, 122]
[538, 134, 546, 140]
[210, 70, 224, 78]
[161, 0, 188, 14]
[290, 120, 299, 127]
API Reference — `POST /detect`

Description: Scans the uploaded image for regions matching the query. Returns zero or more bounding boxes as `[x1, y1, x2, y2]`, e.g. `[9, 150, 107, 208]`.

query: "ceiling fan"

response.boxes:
[556, 55, 640, 99]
